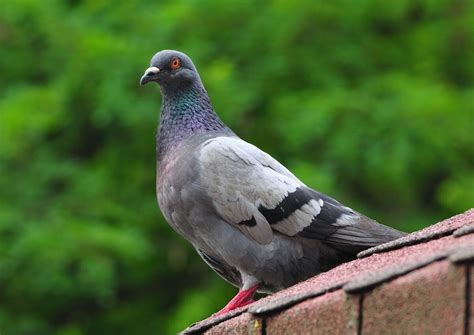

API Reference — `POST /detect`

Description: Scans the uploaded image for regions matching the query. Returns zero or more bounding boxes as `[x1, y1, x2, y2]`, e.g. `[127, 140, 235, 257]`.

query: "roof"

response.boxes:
[181, 209, 474, 335]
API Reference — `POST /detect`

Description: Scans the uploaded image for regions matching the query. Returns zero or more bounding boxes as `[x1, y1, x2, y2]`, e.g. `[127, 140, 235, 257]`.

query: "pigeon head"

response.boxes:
[140, 50, 228, 159]
[140, 50, 200, 88]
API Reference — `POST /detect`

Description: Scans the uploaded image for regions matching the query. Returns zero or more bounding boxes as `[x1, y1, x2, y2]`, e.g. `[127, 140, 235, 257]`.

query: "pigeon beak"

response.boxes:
[140, 66, 160, 86]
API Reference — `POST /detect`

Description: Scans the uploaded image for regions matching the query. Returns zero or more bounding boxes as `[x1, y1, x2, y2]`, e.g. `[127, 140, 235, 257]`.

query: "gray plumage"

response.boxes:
[140, 50, 406, 295]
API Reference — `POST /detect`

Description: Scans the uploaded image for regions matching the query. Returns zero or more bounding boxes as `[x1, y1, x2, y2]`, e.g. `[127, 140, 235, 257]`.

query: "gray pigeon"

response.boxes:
[140, 50, 406, 315]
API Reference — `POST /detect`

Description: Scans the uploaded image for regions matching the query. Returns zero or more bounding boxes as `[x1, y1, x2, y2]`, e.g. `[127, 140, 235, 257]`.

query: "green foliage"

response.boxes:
[0, 0, 473, 333]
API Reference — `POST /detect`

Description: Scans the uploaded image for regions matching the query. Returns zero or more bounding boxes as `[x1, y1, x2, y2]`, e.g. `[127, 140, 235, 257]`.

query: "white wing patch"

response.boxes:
[333, 213, 357, 227]
[199, 137, 318, 244]
[274, 200, 322, 236]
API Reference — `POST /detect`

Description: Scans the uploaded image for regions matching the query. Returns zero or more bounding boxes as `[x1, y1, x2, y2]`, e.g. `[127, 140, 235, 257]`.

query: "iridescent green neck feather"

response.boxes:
[156, 81, 230, 159]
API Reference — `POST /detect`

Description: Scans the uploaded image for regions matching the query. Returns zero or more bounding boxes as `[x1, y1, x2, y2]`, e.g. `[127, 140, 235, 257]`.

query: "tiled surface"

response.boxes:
[204, 313, 261, 335]
[470, 265, 473, 335]
[265, 290, 359, 335]
[181, 307, 249, 334]
[362, 261, 465, 335]
[358, 209, 474, 258]
[251, 232, 474, 313]
[184, 209, 474, 334]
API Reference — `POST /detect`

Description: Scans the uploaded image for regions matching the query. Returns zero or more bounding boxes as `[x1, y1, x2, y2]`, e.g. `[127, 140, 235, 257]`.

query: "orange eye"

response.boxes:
[169, 57, 181, 70]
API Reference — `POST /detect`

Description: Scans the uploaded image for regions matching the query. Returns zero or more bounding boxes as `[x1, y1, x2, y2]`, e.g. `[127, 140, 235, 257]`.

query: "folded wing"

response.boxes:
[198, 137, 405, 246]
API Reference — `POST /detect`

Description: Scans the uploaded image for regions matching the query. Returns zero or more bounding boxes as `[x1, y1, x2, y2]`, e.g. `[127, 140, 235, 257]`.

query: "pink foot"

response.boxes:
[215, 284, 259, 316]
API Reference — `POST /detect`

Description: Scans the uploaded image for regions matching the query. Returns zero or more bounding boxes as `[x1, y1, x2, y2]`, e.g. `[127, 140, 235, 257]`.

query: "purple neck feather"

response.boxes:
[156, 82, 230, 160]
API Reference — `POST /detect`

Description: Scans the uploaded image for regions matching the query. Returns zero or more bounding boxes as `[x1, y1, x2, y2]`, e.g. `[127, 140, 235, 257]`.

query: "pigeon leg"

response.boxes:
[215, 284, 259, 316]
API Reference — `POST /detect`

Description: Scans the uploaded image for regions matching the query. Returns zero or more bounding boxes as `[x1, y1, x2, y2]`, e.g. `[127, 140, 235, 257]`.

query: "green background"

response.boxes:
[0, 0, 473, 333]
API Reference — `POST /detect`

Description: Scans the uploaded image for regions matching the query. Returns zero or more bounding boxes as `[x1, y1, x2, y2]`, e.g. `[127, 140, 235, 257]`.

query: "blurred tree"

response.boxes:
[0, 0, 472, 333]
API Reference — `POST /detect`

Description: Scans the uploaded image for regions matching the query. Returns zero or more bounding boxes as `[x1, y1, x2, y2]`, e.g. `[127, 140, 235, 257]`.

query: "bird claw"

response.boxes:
[214, 284, 259, 316]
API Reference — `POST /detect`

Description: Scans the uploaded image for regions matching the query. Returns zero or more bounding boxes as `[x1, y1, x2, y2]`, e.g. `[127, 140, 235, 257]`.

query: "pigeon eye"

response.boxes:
[169, 58, 181, 70]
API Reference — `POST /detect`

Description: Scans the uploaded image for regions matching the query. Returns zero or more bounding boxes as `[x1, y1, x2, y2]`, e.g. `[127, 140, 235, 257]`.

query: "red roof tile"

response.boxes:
[265, 290, 359, 335]
[469, 265, 474, 335]
[361, 261, 465, 334]
[181, 209, 474, 334]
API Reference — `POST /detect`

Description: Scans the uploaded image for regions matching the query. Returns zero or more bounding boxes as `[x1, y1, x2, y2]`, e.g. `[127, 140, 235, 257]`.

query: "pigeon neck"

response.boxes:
[157, 82, 228, 159]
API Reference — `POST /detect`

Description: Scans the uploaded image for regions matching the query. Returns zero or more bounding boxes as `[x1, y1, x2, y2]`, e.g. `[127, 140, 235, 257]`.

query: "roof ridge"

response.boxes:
[358, 209, 474, 258]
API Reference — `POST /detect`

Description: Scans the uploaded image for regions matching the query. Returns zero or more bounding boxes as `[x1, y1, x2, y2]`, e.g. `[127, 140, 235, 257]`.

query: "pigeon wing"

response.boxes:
[198, 137, 405, 246]
[198, 137, 319, 244]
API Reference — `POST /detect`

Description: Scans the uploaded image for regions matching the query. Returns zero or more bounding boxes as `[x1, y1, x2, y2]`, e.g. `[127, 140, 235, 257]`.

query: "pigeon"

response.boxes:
[140, 50, 406, 315]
